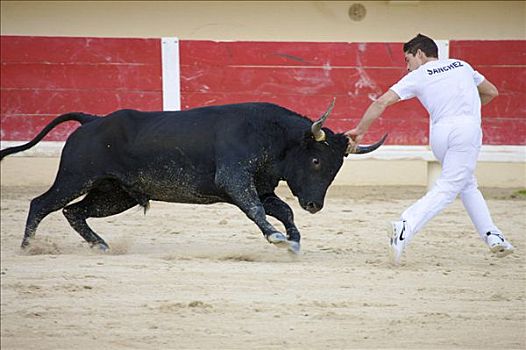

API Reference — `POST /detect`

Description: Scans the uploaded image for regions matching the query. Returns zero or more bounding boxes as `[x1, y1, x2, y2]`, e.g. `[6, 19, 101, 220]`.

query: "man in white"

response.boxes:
[346, 34, 514, 265]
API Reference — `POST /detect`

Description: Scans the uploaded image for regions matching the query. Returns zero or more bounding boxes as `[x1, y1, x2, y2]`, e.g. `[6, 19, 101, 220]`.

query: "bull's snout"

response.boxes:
[305, 201, 323, 214]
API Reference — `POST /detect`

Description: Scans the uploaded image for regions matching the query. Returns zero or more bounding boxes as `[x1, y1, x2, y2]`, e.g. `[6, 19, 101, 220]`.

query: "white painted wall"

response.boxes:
[2, 1, 525, 41]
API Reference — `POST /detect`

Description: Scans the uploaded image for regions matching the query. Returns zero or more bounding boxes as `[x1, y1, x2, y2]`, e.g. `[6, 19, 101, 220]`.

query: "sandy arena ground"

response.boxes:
[1, 184, 525, 349]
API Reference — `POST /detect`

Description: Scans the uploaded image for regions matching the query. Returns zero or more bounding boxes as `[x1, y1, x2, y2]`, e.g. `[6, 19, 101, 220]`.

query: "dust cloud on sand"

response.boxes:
[1, 185, 525, 349]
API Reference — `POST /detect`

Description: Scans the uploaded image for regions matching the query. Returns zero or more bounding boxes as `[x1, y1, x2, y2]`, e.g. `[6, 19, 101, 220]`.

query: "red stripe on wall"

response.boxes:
[0, 36, 161, 64]
[181, 66, 406, 96]
[180, 41, 405, 67]
[1, 89, 162, 119]
[0, 36, 162, 141]
[179, 40, 525, 145]
[1, 37, 524, 145]
[180, 40, 427, 145]
[181, 92, 426, 133]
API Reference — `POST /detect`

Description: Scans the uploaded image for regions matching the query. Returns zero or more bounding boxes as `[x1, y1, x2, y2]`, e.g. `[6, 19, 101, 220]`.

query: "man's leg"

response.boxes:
[389, 123, 481, 264]
[404, 125, 480, 236]
[461, 175, 514, 256]
[460, 175, 499, 240]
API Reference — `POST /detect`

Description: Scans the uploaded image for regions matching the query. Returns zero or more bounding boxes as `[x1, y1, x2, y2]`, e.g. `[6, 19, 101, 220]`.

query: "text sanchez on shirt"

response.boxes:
[427, 61, 464, 76]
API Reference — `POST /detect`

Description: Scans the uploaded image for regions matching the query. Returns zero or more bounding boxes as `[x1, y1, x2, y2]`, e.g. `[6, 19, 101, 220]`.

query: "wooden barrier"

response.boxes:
[1, 36, 524, 188]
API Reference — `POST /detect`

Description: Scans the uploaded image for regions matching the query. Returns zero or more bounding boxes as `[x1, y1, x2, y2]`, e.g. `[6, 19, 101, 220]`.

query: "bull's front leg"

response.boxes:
[215, 171, 297, 253]
[261, 194, 301, 253]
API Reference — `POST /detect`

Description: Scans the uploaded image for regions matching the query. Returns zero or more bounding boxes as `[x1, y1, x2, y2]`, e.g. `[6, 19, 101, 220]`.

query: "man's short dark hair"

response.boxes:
[403, 34, 438, 58]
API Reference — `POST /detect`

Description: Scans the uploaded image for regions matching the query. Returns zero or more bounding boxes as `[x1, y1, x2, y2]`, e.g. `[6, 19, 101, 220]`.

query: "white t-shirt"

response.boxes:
[390, 58, 485, 124]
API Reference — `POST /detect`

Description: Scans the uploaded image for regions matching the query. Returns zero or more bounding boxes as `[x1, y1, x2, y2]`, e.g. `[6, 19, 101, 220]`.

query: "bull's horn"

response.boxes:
[311, 97, 336, 142]
[347, 133, 388, 154]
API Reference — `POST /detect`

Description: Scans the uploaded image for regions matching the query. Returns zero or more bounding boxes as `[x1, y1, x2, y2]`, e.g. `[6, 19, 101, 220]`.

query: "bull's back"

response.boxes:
[61, 106, 271, 203]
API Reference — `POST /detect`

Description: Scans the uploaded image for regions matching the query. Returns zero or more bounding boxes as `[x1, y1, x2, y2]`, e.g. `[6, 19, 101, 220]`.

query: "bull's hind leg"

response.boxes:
[22, 182, 90, 248]
[63, 185, 138, 250]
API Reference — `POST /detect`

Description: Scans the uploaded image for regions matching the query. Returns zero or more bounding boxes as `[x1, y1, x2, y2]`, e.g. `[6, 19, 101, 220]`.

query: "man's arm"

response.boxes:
[345, 89, 400, 146]
[477, 79, 499, 105]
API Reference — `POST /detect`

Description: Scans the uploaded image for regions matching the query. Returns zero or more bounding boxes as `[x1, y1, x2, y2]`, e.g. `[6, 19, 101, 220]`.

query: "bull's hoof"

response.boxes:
[287, 241, 301, 255]
[267, 233, 300, 254]
[267, 232, 287, 245]
[92, 242, 110, 252]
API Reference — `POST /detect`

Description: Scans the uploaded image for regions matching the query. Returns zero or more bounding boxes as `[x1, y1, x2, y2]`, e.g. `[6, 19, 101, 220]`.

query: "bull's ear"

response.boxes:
[302, 130, 316, 145]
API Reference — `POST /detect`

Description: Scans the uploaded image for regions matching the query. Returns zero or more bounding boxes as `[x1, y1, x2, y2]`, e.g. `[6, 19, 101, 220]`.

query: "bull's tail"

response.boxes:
[0, 112, 98, 160]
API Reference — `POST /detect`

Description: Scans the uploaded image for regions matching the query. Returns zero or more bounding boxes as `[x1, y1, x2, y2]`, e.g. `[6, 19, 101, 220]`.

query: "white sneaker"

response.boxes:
[389, 220, 408, 265]
[486, 232, 514, 257]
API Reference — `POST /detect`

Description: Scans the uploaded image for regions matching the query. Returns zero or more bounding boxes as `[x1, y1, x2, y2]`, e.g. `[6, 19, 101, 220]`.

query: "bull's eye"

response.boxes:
[312, 158, 321, 169]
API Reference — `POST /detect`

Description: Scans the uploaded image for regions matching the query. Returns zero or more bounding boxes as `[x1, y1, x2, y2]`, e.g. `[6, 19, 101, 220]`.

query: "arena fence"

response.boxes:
[1, 36, 524, 188]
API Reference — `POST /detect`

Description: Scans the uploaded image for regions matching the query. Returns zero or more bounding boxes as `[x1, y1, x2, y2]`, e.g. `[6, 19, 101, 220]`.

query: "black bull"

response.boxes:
[0, 101, 386, 253]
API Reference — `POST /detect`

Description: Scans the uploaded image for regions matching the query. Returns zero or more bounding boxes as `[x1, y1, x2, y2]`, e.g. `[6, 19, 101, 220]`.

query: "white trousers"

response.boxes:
[401, 121, 501, 243]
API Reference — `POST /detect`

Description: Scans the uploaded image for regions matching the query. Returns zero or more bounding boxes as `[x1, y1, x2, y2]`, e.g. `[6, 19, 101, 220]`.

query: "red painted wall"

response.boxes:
[0, 36, 162, 141]
[450, 40, 526, 145]
[180, 41, 427, 145]
[1, 36, 524, 145]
